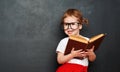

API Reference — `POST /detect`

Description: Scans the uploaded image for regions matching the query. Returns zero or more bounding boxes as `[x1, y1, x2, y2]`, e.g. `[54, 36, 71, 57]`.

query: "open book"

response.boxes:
[64, 33, 106, 55]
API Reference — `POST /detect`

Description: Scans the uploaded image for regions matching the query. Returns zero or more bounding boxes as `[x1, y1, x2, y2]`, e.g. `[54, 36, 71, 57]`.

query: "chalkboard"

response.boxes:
[0, 0, 120, 72]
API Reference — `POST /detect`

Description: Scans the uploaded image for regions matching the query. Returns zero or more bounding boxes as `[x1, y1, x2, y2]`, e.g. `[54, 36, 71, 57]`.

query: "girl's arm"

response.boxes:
[87, 51, 96, 62]
[57, 52, 73, 64]
[57, 48, 83, 64]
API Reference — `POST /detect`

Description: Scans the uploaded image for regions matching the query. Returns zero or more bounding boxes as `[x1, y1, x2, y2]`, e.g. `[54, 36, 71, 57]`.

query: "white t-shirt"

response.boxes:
[56, 37, 89, 66]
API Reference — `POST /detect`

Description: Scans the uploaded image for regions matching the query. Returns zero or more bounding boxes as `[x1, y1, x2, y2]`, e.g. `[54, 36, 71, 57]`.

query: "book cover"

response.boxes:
[64, 33, 106, 55]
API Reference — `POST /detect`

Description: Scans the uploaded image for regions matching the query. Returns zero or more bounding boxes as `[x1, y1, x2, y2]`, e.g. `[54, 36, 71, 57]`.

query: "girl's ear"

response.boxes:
[79, 24, 82, 30]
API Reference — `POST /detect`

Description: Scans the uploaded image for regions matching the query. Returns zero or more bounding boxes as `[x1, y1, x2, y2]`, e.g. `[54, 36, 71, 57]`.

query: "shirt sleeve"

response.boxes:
[56, 37, 69, 54]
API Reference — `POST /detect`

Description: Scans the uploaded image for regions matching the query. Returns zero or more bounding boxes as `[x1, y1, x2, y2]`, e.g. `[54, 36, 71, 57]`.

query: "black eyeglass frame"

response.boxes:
[62, 22, 80, 30]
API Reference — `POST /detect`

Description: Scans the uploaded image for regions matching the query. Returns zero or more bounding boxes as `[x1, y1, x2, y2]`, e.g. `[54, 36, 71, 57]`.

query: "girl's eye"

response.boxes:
[65, 23, 68, 25]
[71, 23, 75, 25]
[64, 23, 69, 26]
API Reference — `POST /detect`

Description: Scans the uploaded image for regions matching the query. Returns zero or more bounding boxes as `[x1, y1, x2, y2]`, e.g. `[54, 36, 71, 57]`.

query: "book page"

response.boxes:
[89, 34, 105, 43]
[69, 35, 88, 44]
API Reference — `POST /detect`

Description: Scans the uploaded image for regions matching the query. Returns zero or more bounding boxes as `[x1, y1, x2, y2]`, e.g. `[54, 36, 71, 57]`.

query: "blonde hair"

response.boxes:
[61, 9, 88, 25]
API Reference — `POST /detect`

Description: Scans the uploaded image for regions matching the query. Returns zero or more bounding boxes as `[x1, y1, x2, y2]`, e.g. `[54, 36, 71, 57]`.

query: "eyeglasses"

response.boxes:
[63, 22, 80, 30]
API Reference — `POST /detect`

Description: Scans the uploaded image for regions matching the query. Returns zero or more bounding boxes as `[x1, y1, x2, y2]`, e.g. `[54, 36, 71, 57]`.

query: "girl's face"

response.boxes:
[63, 16, 82, 36]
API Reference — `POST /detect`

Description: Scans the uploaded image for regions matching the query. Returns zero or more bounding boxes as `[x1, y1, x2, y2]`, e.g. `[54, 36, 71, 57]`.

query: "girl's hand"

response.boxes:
[86, 46, 95, 56]
[70, 48, 85, 59]
[85, 46, 96, 61]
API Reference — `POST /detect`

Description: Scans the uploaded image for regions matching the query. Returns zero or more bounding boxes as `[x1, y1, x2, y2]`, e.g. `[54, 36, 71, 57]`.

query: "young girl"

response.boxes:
[56, 9, 96, 72]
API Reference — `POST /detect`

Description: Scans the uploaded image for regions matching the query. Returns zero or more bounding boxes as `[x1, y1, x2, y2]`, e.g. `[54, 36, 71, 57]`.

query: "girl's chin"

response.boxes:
[67, 33, 74, 36]
[67, 33, 78, 36]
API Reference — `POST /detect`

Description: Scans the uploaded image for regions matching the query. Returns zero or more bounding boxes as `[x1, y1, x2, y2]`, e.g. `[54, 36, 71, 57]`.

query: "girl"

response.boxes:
[56, 9, 96, 72]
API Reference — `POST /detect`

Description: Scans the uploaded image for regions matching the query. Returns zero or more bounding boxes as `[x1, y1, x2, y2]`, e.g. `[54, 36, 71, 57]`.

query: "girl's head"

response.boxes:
[61, 9, 88, 36]
[61, 9, 88, 25]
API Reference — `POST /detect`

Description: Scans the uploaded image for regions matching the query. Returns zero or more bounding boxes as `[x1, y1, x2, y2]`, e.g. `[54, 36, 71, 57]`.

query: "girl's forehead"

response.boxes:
[64, 16, 78, 23]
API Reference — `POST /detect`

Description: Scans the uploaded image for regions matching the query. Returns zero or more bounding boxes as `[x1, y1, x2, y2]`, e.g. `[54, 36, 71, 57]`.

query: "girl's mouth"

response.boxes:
[67, 30, 73, 34]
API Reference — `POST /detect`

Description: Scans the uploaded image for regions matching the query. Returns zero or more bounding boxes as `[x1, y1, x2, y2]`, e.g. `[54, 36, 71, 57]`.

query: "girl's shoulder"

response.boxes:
[60, 37, 69, 42]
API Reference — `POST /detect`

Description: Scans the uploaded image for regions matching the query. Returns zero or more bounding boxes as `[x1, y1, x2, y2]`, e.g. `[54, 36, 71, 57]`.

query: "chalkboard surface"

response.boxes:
[0, 0, 120, 72]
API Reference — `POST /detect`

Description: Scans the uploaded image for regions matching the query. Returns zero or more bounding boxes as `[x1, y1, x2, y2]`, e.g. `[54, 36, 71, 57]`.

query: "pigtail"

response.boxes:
[82, 17, 89, 25]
